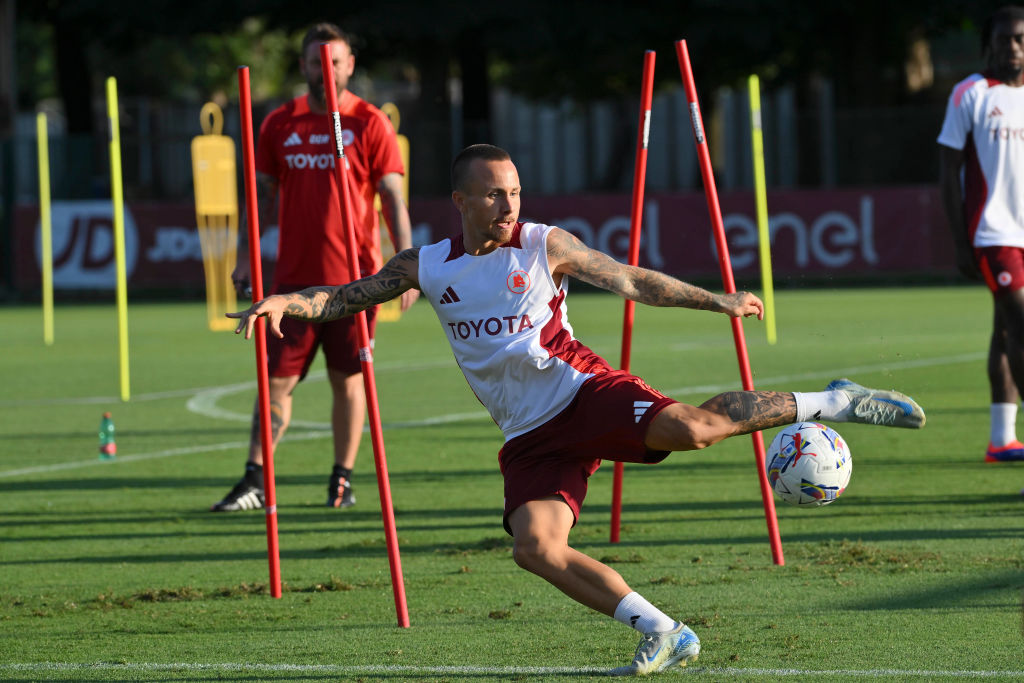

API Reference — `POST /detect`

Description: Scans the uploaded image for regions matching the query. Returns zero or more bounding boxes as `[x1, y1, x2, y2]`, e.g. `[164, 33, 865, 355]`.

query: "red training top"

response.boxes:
[256, 91, 405, 286]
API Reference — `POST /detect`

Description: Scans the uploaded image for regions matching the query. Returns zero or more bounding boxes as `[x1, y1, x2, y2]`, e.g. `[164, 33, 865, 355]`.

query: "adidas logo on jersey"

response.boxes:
[439, 286, 461, 305]
[283, 132, 303, 147]
[633, 400, 654, 423]
[988, 106, 1003, 118]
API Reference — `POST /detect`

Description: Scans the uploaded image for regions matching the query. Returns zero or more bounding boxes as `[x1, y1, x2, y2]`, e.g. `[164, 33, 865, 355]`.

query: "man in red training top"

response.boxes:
[212, 23, 417, 512]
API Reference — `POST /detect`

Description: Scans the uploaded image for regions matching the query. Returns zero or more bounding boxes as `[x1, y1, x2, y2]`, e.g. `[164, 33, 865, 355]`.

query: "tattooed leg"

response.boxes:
[645, 391, 797, 452]
[698, 391, 797, 434]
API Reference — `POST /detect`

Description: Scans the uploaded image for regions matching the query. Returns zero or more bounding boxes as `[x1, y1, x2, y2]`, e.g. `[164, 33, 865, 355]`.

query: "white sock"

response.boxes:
[990, 403, 1018, 447]
[612, 592, 676, 634]
[793, 391, 852, 423]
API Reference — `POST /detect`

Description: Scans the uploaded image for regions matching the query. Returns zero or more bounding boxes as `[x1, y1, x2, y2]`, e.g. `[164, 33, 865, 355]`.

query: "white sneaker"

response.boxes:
[609, 622, 700, 676]
[827, 378, 926, 429]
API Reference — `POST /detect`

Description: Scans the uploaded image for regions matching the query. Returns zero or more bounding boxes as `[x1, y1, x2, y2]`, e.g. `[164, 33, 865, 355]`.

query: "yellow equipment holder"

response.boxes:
[191, 102, 239, 331]
[376, 102, 410, 322]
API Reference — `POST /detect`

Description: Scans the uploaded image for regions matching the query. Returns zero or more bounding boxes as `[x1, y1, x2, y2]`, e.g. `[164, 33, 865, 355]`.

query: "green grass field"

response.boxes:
[1, 286, 1022, 681]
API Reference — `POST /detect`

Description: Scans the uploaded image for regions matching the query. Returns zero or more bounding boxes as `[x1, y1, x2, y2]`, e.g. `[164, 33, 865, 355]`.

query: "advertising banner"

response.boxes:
[12, 187, 952, 292]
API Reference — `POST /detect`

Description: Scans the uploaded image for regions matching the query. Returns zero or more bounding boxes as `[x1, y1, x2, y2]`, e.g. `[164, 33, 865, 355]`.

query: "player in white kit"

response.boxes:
[229, 144, 926, 675]
[939, 5, 1024, 463]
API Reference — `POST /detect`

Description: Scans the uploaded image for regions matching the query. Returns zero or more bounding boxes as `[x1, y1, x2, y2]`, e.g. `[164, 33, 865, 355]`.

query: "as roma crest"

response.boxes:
[507, 270, 531, 294]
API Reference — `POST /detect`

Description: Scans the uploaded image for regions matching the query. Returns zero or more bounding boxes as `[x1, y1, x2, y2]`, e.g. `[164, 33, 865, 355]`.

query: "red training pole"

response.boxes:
[673, 40, 784, 566]
[237, 66, 283, 597]
[611, 50, 656, 544]
[319, 43, 410, 627]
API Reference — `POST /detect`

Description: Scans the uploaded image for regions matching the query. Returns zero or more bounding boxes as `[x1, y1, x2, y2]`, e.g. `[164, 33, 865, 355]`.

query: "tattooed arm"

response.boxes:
[545, 227, 763, 319]
[228, 248, 421, 339]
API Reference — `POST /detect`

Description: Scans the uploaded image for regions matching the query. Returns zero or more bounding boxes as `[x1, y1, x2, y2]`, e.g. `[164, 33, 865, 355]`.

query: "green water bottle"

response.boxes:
[98, 412, 116, 460]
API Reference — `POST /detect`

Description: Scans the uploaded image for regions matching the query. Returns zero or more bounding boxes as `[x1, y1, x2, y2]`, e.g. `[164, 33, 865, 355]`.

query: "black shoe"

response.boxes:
[327, 473, 355, 508]
[211, 478, 265, 512]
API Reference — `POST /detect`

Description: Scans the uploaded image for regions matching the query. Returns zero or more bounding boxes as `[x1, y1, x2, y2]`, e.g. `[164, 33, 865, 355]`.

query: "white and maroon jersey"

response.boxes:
[937, 73, 1024, 248]
[418, 222, 613, 440]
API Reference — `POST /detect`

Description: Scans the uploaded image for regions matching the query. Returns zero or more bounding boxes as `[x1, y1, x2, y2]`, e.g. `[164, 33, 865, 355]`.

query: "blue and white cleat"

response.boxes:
[609, 622, 700, 676]
[826, 378, 926, 429]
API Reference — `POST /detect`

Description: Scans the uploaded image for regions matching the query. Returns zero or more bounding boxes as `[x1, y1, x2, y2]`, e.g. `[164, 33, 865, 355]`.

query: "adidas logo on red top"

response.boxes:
[988, 106, 1003, 118]
[633, 400, 654, 423]
[283, 132, 303, 147]
[439, 286, 461, 305]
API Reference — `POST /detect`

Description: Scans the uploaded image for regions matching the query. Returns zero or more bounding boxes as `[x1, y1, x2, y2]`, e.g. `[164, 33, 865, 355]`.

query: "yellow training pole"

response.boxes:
[36, 112, 54, 346]
[106, 77, 130, 401]
[748, 74, 777, 344]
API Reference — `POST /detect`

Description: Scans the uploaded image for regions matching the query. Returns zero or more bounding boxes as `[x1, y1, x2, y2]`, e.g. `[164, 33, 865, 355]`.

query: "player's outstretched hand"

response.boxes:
[719, 291, 764, 320]
[226, 296, 288, 340]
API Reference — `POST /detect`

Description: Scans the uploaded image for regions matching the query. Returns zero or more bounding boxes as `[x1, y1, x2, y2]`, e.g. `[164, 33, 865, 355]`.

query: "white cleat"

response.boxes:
[609, 622, 700, 676]
[826, 378, 926, 429]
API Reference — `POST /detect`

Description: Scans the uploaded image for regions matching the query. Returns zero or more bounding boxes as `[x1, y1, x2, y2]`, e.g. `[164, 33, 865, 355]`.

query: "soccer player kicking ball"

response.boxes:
[229, 144, 925, 675]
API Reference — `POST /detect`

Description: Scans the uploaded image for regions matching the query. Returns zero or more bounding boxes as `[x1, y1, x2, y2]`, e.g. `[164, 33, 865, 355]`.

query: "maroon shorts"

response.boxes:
[498, 369, 677, 535]
[266, 284, 378, 378]
[976, 246, 1024, 297]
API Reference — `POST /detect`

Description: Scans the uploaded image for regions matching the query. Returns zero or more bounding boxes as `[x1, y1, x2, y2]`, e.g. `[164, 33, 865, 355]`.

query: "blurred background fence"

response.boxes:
[0, 0, 996, 298]
[4, 80, 948, 204]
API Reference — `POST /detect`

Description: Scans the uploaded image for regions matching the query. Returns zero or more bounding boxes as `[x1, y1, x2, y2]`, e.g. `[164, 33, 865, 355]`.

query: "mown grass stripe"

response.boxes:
[0, 351, 982, 479]
[2, 662, 1022, 678]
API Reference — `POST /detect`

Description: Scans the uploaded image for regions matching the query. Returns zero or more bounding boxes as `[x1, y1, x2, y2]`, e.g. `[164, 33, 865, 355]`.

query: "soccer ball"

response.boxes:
[765, 422, 852, 507]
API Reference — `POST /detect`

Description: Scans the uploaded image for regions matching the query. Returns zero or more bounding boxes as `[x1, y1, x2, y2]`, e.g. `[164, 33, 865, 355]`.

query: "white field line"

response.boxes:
[661, 351, 984, 397]
[1, 662, 1022, 678]
[0, 356, 456, 408]
[0, 411, 490, 479]
[0, 352, 981, 480]
[187, 351, 983, 429]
